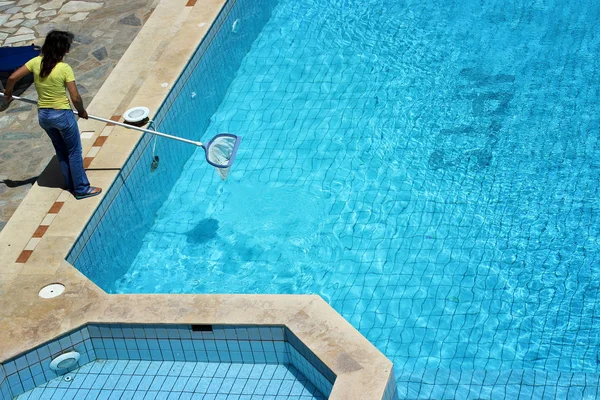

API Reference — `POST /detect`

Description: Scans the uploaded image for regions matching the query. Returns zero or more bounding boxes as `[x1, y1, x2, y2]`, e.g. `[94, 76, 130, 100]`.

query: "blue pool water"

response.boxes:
[73, 0, 600, 397]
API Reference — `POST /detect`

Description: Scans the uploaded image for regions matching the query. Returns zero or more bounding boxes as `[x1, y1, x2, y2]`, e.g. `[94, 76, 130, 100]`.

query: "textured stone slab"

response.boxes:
[40, 0, 64, 9]
[73, 33, 93, 44]
[35, 22, 56, 35]
[22, 19, 38, 27]
[38, 9, 57, 17]
[0, 131, 43, 140]
[24, 11, 37, 19]
[0, 1, 15, 6]
[5, 5, 20, 13]
[69, 11, 89, 21]
[119, 13, 141, 26]
[0, 14, 10, 25]
[59, 1, 102, 14]
[0, 32, 8, 40]
[16, 0, 34, 5]
[15, 26, 33, 35]
[4, 33, 34, 44]
[9, 12, 24, 19]
[91, 46, 107, 60]
[20, 3, 36, 12]
[3, 18, 23, 27]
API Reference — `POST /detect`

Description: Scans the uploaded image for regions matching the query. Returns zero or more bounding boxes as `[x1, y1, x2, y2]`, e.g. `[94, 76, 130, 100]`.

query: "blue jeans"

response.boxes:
[38, 109, 90, 194]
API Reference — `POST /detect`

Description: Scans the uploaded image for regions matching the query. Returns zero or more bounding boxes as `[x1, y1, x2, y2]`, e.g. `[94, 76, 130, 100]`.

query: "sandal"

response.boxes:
[74, 186, 102, 200]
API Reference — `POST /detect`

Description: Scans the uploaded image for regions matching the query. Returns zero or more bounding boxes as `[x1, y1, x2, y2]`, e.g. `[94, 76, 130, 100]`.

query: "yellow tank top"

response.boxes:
[25, 56, 75, 110]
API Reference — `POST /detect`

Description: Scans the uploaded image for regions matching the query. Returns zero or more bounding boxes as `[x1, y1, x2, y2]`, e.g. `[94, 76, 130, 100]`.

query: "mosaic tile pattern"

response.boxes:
[0, 365, 10, 400]
[2, 324, 334, 399]
[15, 361, 325, 400]
[2, 326, 95, 397]
[0, 0, 105, 47]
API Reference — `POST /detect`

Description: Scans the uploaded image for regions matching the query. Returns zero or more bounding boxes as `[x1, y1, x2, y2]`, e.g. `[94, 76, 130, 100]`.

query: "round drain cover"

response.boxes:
[39, 283, 65, 299]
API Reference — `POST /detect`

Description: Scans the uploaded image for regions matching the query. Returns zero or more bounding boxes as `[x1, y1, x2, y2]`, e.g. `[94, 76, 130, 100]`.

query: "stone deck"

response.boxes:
[0, 0, 158, 232]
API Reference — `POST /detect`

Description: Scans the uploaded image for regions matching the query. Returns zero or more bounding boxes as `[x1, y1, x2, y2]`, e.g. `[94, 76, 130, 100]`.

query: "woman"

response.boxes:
[4, 30, 101, 199]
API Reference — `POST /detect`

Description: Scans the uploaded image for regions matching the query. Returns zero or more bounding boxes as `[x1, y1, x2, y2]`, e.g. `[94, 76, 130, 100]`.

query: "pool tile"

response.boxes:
[32, 225, 49, 238]
[15, 250, 33, 263]
[48, 202, 64, 214]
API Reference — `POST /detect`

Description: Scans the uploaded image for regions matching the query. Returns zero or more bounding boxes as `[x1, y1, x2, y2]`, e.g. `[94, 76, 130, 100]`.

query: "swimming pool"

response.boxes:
[71, 0, 600, 397]
[2, 324, 334, 400]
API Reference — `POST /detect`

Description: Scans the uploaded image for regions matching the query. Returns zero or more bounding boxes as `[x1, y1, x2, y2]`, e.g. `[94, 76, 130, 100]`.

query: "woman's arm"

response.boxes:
[66, 81, 88, 119]
[3, 65, 31, 99]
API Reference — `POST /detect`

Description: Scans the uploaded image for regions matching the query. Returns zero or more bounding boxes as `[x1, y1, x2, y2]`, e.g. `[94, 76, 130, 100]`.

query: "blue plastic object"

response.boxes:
[0, 45, 40, 73]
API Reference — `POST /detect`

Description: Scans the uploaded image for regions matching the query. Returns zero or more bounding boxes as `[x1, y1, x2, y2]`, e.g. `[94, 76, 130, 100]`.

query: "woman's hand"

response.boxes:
[2, 90, 13, 104]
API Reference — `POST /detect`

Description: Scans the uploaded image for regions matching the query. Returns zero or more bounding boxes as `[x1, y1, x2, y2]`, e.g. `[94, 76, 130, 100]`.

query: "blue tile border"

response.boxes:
[284, 329, 335, 386]
[382, 367, 399, 400]
[2, 324, 335, 399]
[66, 0, 280, 286]
[0, 364, 11, 400]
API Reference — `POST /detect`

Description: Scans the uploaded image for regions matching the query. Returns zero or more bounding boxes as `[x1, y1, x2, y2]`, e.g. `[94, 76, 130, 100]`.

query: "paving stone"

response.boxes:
[6, 105, 32, 114]
[0, 32, 8, 40]
[0, 27, 17, 34]
[91, 46, 107, 61]
[77, 83, 88, 94]
[22, 18, 38, 27]
[73, 33, 93, 44]
[38, 9, 57, 17]
[91, 29, 103, 37]
[51, 13, 72, 22]
[35, 22, 56, 35]
[119, 13, 140, 26]
[0, 1, 16, 6]
[69, 47, 91, 61]
[20, 2, 36, 12]
[16, 0, 34, 5]
[4, 5, 20, 13]
[15, 26, 33, 34]
[0, 131, 43, 140]
[0, 116, 17, 130]
[69, 11, 88, 21]
[3, 19, 24, 28]
[4, 33, 35, 44]
[40, 0, 64, 9]
[76, 57, 100, 71]
[24, 11, 38, 19]
[59, 0, 102, 13]
[77, 62, 110, 81]
[0, 14, 10, 25]
[10, 12, 24, 19]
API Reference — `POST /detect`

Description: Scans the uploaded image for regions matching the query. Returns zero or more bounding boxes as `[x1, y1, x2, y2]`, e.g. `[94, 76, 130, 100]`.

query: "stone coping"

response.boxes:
[0, 0, 394, 398]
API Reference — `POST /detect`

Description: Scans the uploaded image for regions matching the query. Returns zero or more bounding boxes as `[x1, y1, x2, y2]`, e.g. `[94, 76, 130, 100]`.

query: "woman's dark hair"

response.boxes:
[40, 30, 74, 78]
